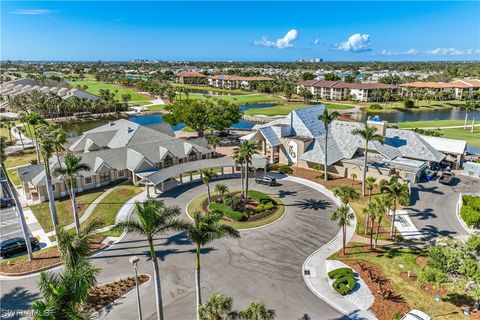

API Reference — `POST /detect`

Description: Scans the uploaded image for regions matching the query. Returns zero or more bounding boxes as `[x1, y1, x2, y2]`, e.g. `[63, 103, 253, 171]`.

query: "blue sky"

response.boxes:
[2, 1, 479, 61]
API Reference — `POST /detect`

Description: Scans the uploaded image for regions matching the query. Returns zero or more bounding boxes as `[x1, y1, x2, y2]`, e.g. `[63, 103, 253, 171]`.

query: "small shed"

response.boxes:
[462, 161, 480, 179]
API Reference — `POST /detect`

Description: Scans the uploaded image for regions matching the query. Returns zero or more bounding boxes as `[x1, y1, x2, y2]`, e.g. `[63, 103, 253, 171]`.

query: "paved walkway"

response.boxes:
[290, 176, 377, 320]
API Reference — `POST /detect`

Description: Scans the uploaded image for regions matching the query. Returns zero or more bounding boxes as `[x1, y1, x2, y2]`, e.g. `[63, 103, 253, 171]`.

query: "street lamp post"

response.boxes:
[129, 256, 143, 320]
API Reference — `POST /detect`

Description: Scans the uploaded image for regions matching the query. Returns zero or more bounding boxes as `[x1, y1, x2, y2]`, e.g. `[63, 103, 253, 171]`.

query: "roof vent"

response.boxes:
[127, 127, 134, 133]
[109, 121, 115, 126]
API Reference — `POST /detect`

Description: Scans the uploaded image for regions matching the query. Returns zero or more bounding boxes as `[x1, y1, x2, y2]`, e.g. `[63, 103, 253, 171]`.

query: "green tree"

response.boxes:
[207, 135, 221, 151]
[334, 185, 359, 205]
[352, 124, 385, 196]
[298, 87, 313, 103]
[114, 200, 189, 320]
[301, 72, 315, 81]
[0, 119, 15, 142]
[233, 141, 260, 199]
[380, 175, 410, 238]
[208, 100, 243, 133]
[199, 293, 238, 320]
[324, 73, 341, 81]
[331, 205, 354, 255]
[201, 169, 217, 205]
[317, 109, 340, 181]
[22, 112, 45, 163]
[185, 211, 240, 320]
[240, 301, 275, 320]
[53, 154, 91, 234]
[214, 184, 229, 202]
[364, 176, 377, 234]
[0, 137, 33, 261]
[350, 172, 357, 186]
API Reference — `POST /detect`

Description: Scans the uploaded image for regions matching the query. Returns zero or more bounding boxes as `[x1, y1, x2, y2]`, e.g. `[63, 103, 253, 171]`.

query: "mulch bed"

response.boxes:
[116, 188, 134, 196]
[342, 259, 410, 320]
[87, 274, 150, 312]
[0, 237, 105, 276]
[290, 167, 361, 189]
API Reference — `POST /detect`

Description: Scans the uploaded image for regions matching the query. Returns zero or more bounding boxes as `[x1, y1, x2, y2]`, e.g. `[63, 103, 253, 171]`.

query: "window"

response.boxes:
[84, 177, 92, 184]
[188, 153, 197, 161]
[118, 170, 125, 177]
[164, 156, 173, 167]
[99, 171, 110, 183]
[51, 184, 56, 191]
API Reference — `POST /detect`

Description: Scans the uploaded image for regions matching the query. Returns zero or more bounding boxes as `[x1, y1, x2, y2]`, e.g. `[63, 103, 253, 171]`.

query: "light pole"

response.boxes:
[129, 256, 143, 320]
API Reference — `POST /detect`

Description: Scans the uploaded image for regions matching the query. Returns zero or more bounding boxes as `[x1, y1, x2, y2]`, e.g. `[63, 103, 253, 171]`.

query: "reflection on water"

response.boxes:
[351, 107, 479, 123]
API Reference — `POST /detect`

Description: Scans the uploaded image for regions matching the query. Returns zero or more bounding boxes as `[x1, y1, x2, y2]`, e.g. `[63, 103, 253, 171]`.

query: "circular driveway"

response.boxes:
[0, 177, 343, 320]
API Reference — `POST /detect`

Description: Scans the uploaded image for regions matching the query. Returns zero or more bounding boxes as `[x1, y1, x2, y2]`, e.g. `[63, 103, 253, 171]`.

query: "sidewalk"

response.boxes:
[283, 176, 377, 320]
[23, 208, 53, 249]
[391, 209, 424, 240]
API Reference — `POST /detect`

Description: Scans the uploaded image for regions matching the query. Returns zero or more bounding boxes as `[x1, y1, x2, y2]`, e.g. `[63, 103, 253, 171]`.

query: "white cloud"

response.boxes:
[313, 39, 320, 45]
[13, 9, 52, 15]
[333, 33, 371, 52]
[381, 47, 479, 56]
[255, 29, 298, 49]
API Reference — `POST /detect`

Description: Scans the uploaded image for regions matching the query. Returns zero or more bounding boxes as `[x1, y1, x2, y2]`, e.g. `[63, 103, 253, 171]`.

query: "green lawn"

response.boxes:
[243, 102, 353, 116]
[30, 187, 108, 233]
[68, 81, 153, 105]
[174, 93, 284, 105]
[146, 104, 165, 111]
[7, 169, 21, 187]
[437, 128, 480, 147]
[394, 119, 468, 128]
[362, 100, 465, 113]
[85, 185, 142, 227]
[331, 243, 469, 319]
[171, 83, 247, 95]
[4, 149, 37, 168]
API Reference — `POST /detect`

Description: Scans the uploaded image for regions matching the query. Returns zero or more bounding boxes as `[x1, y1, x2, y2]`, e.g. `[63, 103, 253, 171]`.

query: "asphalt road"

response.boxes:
[0, 206, 25, 242]
[1, 178, 345, 320]
[408, 174, 479, 240]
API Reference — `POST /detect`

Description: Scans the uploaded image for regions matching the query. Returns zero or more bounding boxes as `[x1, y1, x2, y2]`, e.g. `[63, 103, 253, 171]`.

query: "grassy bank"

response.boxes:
[69, 81, 153, 105]
[243, 102, 353, 116]
[174, 92, 284, 105]
[171, 83, 247, 95]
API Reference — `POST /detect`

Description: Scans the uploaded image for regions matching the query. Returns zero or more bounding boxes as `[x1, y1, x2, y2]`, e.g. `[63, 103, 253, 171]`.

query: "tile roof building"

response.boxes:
[208, 75, 273, 90]
[241, 105, 451, 183]
[175, 71, 208, 85]
[400, 79, 480, 99]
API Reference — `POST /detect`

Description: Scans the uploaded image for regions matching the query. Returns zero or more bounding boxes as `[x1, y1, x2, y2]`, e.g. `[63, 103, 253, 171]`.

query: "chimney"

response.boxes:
[367, 116, 387, 136]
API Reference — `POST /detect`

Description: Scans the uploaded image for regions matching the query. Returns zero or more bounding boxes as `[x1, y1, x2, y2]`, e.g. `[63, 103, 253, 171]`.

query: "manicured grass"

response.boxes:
[331, 243, 468, 319]
[187, 189, 285, 229]
[394, 119, 468, 128]
[362, 100, 466, 113]
[171, 83, 247, 95]
[29, 188, 108, 233]
[174, 92, 284, 106]
[437, 128, 480, 147]
[85, 185, 143, 227]
[243, 102, 353, 116]
[4, 149, 37, 168]
[68, 81, 153, 105]
[7, 169, 21, 187]
[146, 104, 165, 111]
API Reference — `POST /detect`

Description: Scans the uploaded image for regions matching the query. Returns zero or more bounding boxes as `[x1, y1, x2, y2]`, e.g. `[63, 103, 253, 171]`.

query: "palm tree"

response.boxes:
[0, 137, 33, 261]
[240, 301, 275, 320]
[207, 135, 221, 152]
[114, 200, 189, 320]
[201, 169, 217, 206]
[331, 205, 354, 255]
[350, 172, 357, 186]
[38, 131, 60, 237]
[0, 119, 15, 142]
[318, 109, 340, 181]
[374, 195, 392, 247]
[364, 177, 377, 234]
[53, 154, 91, 234]
[199, 293, 238, 320]
[233, 152, 245, 197]
[22, 112, 45, 163]
[214, 184, 229, 202]
[334, 185, 359, 205]
[463, 100, 476, 130]
[352, 124, 385, 196]
[233, 141, 259, 199]
[185, 211, 240, 320]
[369, 197, 385, 249]
[380, 176, 410, 238]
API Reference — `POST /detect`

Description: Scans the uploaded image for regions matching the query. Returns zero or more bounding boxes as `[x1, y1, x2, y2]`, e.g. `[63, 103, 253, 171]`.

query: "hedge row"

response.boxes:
[328, 267, 357, 295]
[460, 195, 480, 229]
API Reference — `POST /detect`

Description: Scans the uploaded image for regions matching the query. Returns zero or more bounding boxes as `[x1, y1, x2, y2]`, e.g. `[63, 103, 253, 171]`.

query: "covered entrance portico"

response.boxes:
[138, 156, 268, 196]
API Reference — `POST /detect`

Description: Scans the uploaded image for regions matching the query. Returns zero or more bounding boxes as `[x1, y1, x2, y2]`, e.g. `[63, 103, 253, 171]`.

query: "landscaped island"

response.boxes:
[187, 189, 285, 229]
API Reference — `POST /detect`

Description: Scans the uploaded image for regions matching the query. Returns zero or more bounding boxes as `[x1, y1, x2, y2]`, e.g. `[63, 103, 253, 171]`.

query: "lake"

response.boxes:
[351, 107, 479, 123]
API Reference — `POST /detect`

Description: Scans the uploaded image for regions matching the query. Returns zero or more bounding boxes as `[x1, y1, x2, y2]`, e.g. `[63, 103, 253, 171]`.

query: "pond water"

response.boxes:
[351, 107, 479, 123]
[59, 103, 277, 136]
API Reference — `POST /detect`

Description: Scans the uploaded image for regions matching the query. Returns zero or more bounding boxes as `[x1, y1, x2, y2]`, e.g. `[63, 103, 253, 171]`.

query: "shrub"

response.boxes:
[328, 268, 356, 295]
[224, 194, 244, 211]
[209, 202, 248, 221]
[256, 201, 274, 213]
[278, 165, 293, 174]
[328, 267, 354, 279]
[460, 195, 480, 229]
[419, 267, 448, 284]
[369, 103, 382, 110]
[404, 99, 415, 109]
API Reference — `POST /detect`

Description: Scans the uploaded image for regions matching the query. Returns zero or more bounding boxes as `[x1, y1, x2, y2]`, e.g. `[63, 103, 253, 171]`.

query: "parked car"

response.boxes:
[255, 175, 277, 186]
[0, 237, 40, 258]
[401, 309, 431, 320]
[439, 172, 455, 185]
[0, 197, 15, 208]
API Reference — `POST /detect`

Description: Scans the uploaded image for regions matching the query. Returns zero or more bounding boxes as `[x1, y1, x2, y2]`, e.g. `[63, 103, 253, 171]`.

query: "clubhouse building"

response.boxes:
[241, 105, 452, 183]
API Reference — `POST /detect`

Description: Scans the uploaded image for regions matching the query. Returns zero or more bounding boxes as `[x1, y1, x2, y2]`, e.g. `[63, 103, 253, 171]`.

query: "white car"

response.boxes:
[401, 309, 431, 320]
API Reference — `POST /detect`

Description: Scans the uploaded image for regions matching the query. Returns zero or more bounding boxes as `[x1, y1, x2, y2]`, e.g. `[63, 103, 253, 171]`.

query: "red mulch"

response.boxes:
[87, 274, 150, 312]
[342, 259, 410, 320]
[0, 237, 105, 275]
[116, 188, 134, 196]
[290, 167, 361, 189]
[65, 203, 85, 214]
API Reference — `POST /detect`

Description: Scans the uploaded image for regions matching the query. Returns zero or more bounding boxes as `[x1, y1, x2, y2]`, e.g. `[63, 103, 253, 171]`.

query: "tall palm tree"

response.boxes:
[0, 119, 15, 142]
[207, 135, 221, 152]
[318, 109, 340, 181]
[463, 100, 476, 130]
[114, 200, 189, 320]
[38, 130, 59, 237]
[380, 175, 410, 238]
[374, 195, 392, 248]
[352, 124, 385, 196]
[364, 176, 377, 234]
[53, 154, 91, 234]
[22, 112, 45, 163]
[240, 301, 275, 320]
[201, 169, 217, 206]
[186, 211, 240, 320]
[334, 185, 359, 205]
[331, 205, 355, 255]
[199, 293, 238, 320]
[0, 137, 33, 261]
[233, 141, 259, 199]
[233, 152, 245, 197]
[214, 184, 229, 202]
